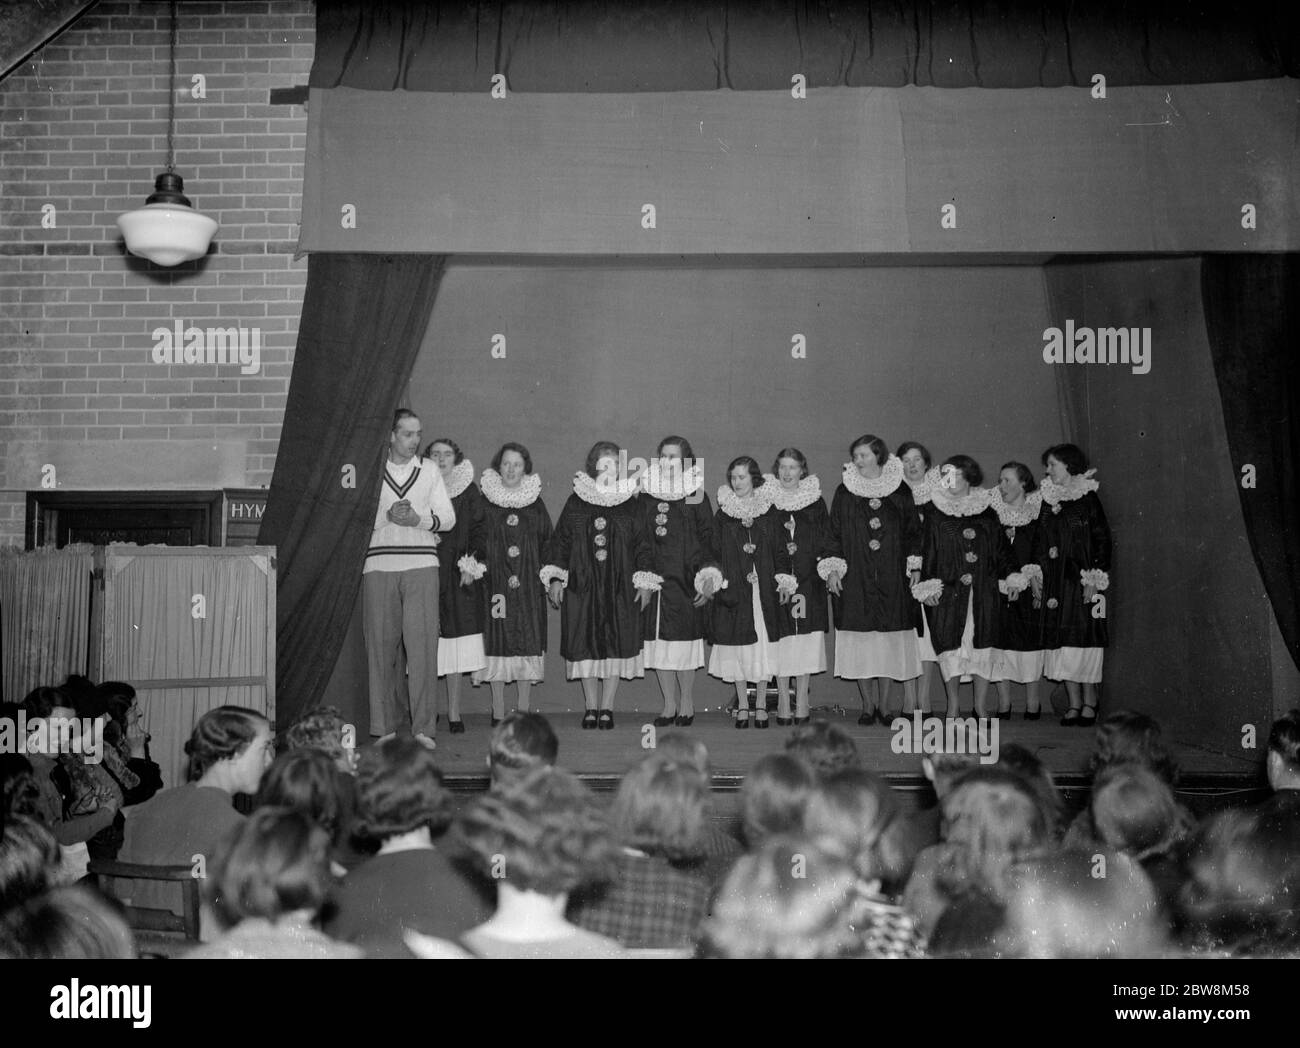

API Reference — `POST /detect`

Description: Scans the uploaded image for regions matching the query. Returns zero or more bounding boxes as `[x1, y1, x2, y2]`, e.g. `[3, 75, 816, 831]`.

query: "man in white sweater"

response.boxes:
[363, 409, 455, 747]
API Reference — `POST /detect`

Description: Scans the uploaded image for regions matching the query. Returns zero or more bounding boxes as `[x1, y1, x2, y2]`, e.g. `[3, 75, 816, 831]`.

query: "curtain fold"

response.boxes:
[0, 545, 93, 703]
[1202, 254, 1300, 673]
[312, 0, 1299, 92]
[258, 254, 448, 727]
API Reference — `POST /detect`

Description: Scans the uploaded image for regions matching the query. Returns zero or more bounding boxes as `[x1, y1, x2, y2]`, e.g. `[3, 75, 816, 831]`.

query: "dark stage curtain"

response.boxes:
[258, 254, 447, 726]
[1202, 254, 1300, 673]
[312, 0, 1298, 92]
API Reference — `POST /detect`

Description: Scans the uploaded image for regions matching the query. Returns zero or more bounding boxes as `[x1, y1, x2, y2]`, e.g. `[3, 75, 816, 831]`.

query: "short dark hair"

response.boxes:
[354, 737, 451, 840]
[1089, 711, 1180, 787]
[943, 454, 983, 487]
[896, 441, 933, 469]
[423, 437, 464, 464]
[609, 753, 709, 863]
[284, 706, 351, 769]
[771, 447, 809, 478]
[255, 749, 345, 839]
[21, 687, 62, 720]
[92, 682, 136, 730]
[999, 461, 1038, 494]
[1266, 709, 1300, 773]
[657, 435, 695, 461]
[726, 455, 764, 490]
[741, 753, 813, 848]
[184, 707, 269, 782]
[489, 712, 559, 781]
[0, 751, 42, 822]
[205, 808, 333, 929]
[392, 408, 419, 432]
[849, 434, 888, 466]
[0, 815, 60, 911]
[0, 887, 135, 959]
[784, 721, 860, 780]
[584, 440, 622, 480]
[491, 441, 533, 475]
[1042, 442, 1089, 476]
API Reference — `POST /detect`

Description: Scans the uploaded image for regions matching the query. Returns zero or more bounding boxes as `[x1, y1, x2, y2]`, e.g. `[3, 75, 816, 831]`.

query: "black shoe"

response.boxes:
[996, 709, 1012, 720]
[775, 715, 793, 726]
[1023, 709, 1041, 721]
[735, 711, 750, 729]
[597, 710, 614, 731]
[858, 711, 877, 726]
[449, 719, 465, 734]
[1060, 708, 1081, 727]
[582, 709, 598, 730]
[490, 716, 502, 728]
[754, 710, 769, 729]
[1079, 705, 1098, 726]
[654, 715, 677, 727]
[792, 715, 811, 725]
[675, 714, 695, 727]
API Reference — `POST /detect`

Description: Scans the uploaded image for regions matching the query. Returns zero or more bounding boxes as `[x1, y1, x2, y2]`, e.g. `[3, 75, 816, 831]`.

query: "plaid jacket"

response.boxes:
[568, 850, 711, 948]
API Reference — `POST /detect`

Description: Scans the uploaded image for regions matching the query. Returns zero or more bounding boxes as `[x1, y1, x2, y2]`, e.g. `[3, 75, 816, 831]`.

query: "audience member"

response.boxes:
[255, 749, 349, 874]
[89, 681, 164, 804]
[740, 753, 813, 849]
[998, 742, 1065, 840]
[1089, 764, 1189, 919]
[1260, 708, 1300, 828]
[654, 731, 742, 880]
[0, 815, 61, 912]
[783, 721, 860, 780]
[0, 885, 135, 959]
[284, 706, 370, 868]
[487, 711, 558, 791]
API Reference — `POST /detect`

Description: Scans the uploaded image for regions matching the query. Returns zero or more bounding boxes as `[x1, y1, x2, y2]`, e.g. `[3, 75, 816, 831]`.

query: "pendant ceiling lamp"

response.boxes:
[116, 0, 217, 266]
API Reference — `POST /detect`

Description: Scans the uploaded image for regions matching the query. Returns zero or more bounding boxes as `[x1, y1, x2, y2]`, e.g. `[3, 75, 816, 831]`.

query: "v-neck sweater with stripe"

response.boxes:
[365, 456, 457, 573]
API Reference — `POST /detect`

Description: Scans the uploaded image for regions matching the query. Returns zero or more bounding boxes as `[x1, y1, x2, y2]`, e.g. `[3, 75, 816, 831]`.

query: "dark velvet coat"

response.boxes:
[995, 510, 1045, 652]
[1032, 490, 1112, 649]
[480, 493, 552, 659]
[710, 501, 781, 646]
[825, 477, 922, 633]
[437, 481, 488, 638]
[921, 500, 1017, 655]
[768, 493, 832, 638]
[639, 490, 718, 643]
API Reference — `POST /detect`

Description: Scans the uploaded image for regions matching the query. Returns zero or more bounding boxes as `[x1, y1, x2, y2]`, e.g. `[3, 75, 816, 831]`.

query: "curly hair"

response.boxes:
[0, 886, 134, 960]
[353, 737, 451, 841]
[896, 441, 932, 469]
[284, 706, 351, 769]
[784, 721, 860, 780]
[0, 815, 60, 912]
[255, 749, 345, 839]
[1042, 442, 1089, 476]
[459, 766, 613, 896]
[849, 434, 888, 466]
[999, 461, 1038, 495]
[725, 456, 764, 491]
[609, 754, 709, 864]
[771, 447, 809, 478]
[184, 706, 269, 782]
[423, 437, 464, 464]
[942, 454, 984, 488]
[584, 440, 622, 480]
[1088, 711, 1180, 787]
[700, 837, 861, 959]
[491, 441, 533, 474]
[1089, 764, 1190, 863]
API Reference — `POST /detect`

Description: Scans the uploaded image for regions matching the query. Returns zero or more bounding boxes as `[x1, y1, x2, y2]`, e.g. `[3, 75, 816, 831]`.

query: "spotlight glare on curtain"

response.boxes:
[116, 1, 217, 266]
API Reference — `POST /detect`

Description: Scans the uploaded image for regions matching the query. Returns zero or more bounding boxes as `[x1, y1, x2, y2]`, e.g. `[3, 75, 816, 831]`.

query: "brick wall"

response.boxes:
[0, 0, 313, 546]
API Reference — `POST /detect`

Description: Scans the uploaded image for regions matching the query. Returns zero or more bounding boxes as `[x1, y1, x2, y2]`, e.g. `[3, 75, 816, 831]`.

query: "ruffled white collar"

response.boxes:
[988, 486, 1042, 527]
[905, 474, 934, 506]
[642, 462, 703, 501]
[573, 470, 638, 506]
[1040, 470, 1100, 505]
[925, 467, 993, 518]
[479, 469, 541, 508]
[763, 474, 822, 512]
[841, 455, 904, 499]
[717, 484, 772, 521]
[442, 459, 475, 500]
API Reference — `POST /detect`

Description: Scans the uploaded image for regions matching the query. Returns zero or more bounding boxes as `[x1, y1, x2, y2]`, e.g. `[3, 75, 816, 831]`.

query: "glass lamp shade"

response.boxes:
[117, 202, 219, 266]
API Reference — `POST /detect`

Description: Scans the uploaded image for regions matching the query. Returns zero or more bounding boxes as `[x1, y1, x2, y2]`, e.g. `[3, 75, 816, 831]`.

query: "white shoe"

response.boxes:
[414, 733, 437, 751]
[374, 732, 397, 744]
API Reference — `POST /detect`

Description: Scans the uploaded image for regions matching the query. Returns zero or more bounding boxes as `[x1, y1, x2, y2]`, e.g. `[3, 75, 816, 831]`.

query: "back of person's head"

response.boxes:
[609, 753, 708, 864]
[802, 767, 899, 884]
[284, 706, 353, 770]
[353, 737, 450, 842]
[460, 766, 612, 896]
[185, 706, 270, 782]
[1090, 764, 1185, 862]
[653, 732, 711, 779]
[1090, 710, 1179, 786]
[0, 815, 60, 912]
[1179, 808, 1300, 955]
[922, 752, 981, 800]
[255, 749, 345, 839]
[0, 886, 134, 959]
[784, 721, 859, 780]
[59, 675, 96, 710]
[939, 768, 1050, 903]
[205, 808, 333, 930]
[0, 754, 42, 822]
[998, 743, 1064, 837]
[21, 687, 63, 720]
[741, 753, 813, 849]
[701, 837, 861, 959]
[488, 712, 558, 785]
[1001, 849, 1167, 958]
[1266, 709, 1300, 786]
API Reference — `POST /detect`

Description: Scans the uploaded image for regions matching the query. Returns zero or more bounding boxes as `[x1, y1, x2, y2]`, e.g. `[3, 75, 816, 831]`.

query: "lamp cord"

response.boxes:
[166, 0, 177, 173]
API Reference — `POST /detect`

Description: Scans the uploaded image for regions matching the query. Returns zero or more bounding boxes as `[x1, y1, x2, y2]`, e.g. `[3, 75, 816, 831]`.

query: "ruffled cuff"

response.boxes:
[633, 571, 665, 592]
[1080, 568, 1110, 591]
[774, 573, 799, 597]
[999, 572, 1029, 597]
[911, 579, 943, 603]
[1021, 564, 1043, 583]
[817, 557, 848, 581]
[905, 555, 922, 573]
[456, 554, 487, 580]
[539, 565, 569, 588]
[694, 566, 726, 595]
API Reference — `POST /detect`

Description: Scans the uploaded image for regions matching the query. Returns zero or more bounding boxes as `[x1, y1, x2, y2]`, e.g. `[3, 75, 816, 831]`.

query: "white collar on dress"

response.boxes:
[763, 474, 822, 512]
[925, 466, 994, 517]
[988, 486, 1042, 526]
[905, 474, 934, 506]
[642, 462, 703, 501]
[840, 455, 904, 499]
[573, 470, 638, 506]
[479, 469, 541, 508]
[442, 459, 475, 500]
[1040, 470, 1100, 505]
[717, 484, 772, 521]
